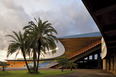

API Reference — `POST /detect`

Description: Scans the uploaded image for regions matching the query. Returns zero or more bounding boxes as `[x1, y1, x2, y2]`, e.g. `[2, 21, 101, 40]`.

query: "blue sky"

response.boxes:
[0, 0, 99, 61]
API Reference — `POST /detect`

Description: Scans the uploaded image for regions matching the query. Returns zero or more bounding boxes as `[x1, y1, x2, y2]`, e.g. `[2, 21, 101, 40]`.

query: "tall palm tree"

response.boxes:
[23, 32, 37, 73]
[23, 18, 58, 73]
[7, 31, 31, 73]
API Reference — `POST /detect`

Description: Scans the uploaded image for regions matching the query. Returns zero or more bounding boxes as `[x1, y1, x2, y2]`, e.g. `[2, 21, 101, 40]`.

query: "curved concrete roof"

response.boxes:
[82, 0, 116, 58]
[58, 32, 102, 39]
[58, 32, 102, 58]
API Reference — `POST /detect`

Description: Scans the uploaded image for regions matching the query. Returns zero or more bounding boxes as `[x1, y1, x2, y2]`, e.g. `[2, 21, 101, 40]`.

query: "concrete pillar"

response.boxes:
[107, 59, 109, 71]
[87, 56, 89, 61]
[92, 54, 95, 60]
[110, 57, 114, 72]
[98, 53, 100, 60]
[97, 53, 101, 69]
[103, 59, 107, 70]
[114, 55, 116, 74]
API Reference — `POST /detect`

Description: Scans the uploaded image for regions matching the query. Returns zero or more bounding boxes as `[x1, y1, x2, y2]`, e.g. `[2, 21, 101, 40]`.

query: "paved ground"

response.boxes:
[46, 69, 116, 77]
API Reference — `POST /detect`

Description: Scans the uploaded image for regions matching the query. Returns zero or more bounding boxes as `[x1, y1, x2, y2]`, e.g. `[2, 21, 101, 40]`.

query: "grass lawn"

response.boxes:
[0, 70, 73, 77]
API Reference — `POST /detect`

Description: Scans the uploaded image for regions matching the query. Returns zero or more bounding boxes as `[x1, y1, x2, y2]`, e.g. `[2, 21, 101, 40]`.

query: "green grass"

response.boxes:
[0, 70, 73, 77]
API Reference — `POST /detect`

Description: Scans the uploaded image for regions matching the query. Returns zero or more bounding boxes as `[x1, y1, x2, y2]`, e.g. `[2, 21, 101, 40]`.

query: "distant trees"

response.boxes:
[7, 18, 58, 74]
[57, 56, 77, 72]
[57, 56, 68, 72]
[0, 62, 10, 71]
[67, 62, 77, 71]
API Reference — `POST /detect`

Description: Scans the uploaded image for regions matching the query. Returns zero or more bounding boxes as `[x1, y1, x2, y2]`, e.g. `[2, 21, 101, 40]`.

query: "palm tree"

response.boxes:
[7, 31, 31, 73]
[57, 56, 68, 72]
[0, 62, 10, 71]
[67, 62, 77, 71]
[23, 33, 37, 73]
[23, 18, 58, 73]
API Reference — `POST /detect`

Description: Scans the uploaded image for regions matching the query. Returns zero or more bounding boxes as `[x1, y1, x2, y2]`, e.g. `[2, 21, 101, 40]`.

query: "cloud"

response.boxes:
[0, 0, 99, 60]
[33, 0, 99, 36]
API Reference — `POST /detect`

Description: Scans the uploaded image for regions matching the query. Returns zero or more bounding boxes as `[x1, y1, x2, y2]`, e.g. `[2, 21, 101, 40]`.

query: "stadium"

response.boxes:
[0, 0, 116, 76]
[3, 32, 102, 70]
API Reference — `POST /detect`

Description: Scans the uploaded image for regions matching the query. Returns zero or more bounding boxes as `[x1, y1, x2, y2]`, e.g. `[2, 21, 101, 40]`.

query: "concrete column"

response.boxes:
[103, 59, 107, 70]
[92, 54, 95, 60]
[114, 55, 116, 74]
[98, 53, 100, 60]
[110, 57, 114, 72]
[97, 53, 101, 69]
[106, 59, 109, 71]
[87, 56, 89, 61]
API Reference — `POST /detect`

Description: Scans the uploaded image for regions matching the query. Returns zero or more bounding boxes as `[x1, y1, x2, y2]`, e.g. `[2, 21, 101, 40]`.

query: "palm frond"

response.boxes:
[15, 50, 20, 59]
[12, 31, 21, 43]
[23, 25, 33, 30]
[7, 43, 19, 57]
[6, 35, 19, 43]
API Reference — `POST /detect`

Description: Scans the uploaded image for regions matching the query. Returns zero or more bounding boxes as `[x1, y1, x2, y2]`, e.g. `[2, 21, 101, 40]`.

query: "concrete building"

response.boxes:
[51, 32, 102, 69]
[82, 0, 116, 74]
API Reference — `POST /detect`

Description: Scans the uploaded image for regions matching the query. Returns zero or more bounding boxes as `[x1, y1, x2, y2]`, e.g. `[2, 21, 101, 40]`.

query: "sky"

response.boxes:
[0, 0, 99, 61]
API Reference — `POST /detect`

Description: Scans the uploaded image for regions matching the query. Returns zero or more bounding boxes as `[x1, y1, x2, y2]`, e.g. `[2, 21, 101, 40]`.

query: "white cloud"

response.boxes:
[0, 0, 99, 61]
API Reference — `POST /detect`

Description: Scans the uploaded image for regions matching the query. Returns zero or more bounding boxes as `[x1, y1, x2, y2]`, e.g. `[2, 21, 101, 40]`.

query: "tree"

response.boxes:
[67, 62, 77, 71]
[57, 56, 78, 72]
[23, 18, 58, 73]
[7, 31, 31, 73]
[0, 62, 10, 71]
[57, 56, 68, 72]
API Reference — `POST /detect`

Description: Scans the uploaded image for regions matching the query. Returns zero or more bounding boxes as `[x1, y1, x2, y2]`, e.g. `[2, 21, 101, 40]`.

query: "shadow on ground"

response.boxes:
[46, 69, 116, 77]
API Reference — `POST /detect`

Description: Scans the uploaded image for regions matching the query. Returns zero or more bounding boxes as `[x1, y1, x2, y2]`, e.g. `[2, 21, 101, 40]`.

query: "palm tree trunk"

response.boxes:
[36, 51, 40, 73]
[2, 66, 5, 71]
[33, 49, 36, 73]
[21, 49, 31, 73]
[36, 39, 41, 73]
[62, 68, 64, 72]
[70, 68, 72, 71]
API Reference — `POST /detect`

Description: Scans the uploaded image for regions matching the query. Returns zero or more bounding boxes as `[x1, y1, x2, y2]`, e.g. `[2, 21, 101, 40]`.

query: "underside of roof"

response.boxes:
[82, 0, 116, 58]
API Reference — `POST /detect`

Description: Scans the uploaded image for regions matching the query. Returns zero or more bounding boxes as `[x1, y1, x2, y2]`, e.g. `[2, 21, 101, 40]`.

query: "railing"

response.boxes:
[69, 40, 101, 59]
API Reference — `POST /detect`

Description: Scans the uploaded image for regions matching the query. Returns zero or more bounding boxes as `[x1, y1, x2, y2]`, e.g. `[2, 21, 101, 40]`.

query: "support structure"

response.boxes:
[103, 59, 107, 70]
[106, 59, 109, 71]
[114, 56, 116, 74]
[110, 57, 114, 72]
[82, 0, 116, 75]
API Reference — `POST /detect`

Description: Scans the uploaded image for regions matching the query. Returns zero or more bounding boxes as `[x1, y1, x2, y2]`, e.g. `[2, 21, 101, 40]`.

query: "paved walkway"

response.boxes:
[46, 69, 116, 77]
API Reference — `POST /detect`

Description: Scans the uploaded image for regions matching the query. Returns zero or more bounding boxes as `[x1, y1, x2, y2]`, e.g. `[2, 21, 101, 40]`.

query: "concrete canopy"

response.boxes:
[82, 0, 116, 58]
